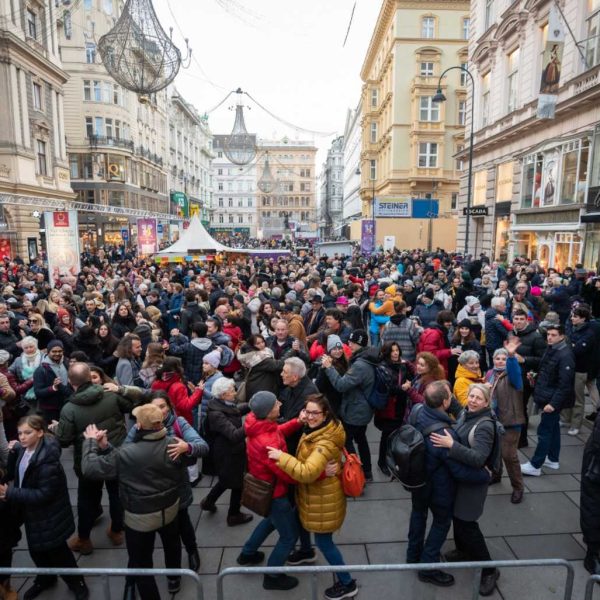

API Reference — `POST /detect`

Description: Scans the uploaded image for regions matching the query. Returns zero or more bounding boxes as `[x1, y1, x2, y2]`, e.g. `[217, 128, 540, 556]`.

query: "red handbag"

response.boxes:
[340, 448, 366, 497]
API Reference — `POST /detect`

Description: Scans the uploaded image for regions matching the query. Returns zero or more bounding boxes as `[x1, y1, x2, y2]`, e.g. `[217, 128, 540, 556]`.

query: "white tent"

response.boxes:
[156, 215, 232, 258]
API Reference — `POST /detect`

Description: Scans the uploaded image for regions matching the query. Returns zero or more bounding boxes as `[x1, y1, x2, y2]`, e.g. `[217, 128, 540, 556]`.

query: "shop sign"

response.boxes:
[473, 170, 487, 205]
[157, 223, 163, 234]
[121, 228, 129, 241]
[374, 198, 412, 218]
[463, 206, 489, 216]
[170, 192, 189, 218]
[137, 218, 158, 255]
[496, 162, 514, 202]
[537, 5, 565, 120]
[45, 210, 80, 286]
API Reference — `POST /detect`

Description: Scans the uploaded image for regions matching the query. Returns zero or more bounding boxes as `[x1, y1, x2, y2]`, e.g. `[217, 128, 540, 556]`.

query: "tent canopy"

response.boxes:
[156, 215, 231, 257]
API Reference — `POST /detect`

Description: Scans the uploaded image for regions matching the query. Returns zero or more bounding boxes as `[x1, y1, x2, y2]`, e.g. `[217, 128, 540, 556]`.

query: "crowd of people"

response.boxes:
[0, 247, 599, 600]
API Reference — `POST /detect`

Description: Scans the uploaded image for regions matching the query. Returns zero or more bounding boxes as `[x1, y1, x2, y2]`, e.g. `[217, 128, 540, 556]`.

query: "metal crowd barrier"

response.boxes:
[0, 567, 203, 600]
[585, 574, 600, 600]
[217, 558, 574, 600]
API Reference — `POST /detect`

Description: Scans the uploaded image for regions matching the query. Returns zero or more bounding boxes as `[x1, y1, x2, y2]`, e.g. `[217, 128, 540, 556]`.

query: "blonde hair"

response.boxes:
[468, 383, 491, 405]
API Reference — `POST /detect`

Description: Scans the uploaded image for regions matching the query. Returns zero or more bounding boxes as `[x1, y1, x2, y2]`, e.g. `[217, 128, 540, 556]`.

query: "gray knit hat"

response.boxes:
[249, 391, 278, 420]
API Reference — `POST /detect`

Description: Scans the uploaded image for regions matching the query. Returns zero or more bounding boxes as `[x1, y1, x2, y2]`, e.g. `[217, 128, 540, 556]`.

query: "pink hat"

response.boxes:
[530, 286, 542, 297]
[335, 296, 349, 305]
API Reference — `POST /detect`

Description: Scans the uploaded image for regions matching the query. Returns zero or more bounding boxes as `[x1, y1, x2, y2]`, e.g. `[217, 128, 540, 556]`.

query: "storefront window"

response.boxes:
[83, 154, 93, 179]
[494, 217, 510, 261]
[584, 224, 600, 270]
[515, 232, 536, 260]
[521, 154, 543, 208]
[554, 233, 582, 271]
[107, 154, 125, 182]
[541, 150, 560, 206]
[560, 149, 578, 204]
[578, 146, 589, 203]
[109, 191, 124, 207]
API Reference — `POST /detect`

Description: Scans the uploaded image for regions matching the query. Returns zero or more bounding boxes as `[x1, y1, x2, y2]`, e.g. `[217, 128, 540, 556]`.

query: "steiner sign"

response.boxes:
[374, 198, 412, 218]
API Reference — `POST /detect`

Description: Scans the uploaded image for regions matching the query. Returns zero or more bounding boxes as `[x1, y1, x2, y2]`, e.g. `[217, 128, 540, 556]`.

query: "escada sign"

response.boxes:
[463, 206, 489, 216]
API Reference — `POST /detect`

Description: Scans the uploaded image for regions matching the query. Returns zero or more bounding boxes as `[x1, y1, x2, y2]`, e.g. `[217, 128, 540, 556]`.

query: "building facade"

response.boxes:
[256, 138, 318, 240]
[342, 102, 362, 237]
[319, 136, 345, 238]
[355, 0, 468, 250]
[0, 0, 72, 258]
[210, 134, 258, 239]
[168, 90, 213, 228]
[464, 0, 600, 271]
[58, 0, 169, 249]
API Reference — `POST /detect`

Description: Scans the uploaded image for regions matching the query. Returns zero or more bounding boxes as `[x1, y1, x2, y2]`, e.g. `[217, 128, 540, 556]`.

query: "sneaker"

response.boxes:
[543, 458, 560, 470]
[520, 462, 542, 477]
[287, 548, 316, 565]
[567, 428, 580, 436]
[324, 579, 358, 599]
[167, 576, 181, 594]
[479, 569, 500, 596]
[68, 536, 94, 555]
[236, 551, 265, 566]
[262, 574, 299, 591]
[418, 569, 455, 587]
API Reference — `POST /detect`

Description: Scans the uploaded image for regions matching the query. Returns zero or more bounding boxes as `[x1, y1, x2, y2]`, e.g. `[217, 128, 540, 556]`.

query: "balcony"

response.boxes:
[88, 135, 134, 151]
[136, 146, 164, 167]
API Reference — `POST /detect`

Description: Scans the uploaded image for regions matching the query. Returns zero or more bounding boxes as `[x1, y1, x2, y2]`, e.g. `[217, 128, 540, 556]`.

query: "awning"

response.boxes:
[511, 222, 581, 232]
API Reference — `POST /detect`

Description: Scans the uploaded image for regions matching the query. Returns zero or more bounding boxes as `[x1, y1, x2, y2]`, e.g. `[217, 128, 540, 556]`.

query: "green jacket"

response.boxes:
[56, 382, 133, 475]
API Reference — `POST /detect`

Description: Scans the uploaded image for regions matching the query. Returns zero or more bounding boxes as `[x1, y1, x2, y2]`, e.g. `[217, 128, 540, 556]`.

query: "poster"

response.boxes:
[0, 238, 12, 260]
[537, 5, 565, 119]
[361, 219, 375, 255]
[45, 210, 80, 287]
[137, 218, 158, 255]
[541, 150, 560, 206]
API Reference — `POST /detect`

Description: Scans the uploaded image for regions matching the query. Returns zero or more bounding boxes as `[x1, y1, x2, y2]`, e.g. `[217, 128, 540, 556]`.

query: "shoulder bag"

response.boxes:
[241, 472, 274, 517]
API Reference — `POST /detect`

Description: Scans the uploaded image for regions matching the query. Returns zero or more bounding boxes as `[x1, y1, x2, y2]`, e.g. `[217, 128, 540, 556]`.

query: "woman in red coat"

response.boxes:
[416, 310, 462, 377]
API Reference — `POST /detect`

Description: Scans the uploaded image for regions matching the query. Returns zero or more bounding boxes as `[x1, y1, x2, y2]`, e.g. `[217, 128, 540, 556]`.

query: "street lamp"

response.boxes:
[355, 164, 376, 254]
[432, 65, 474, 257]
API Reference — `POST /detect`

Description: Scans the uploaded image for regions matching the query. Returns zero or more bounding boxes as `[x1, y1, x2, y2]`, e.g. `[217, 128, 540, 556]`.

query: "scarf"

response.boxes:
[41, 354, 68, 386]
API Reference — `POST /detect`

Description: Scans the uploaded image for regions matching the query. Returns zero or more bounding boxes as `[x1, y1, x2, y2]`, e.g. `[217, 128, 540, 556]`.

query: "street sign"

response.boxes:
[121, 228, 129, 240]
[157, 223, 163, 234]
[463, 206, 489, 216]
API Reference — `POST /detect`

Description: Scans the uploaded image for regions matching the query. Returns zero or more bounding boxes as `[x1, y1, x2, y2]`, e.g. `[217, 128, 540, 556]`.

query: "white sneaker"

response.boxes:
[543, 458, 560, 470]
[567, 428, 580, 436]
[520, 462, 542, 476]
[559, 420, 568, 427]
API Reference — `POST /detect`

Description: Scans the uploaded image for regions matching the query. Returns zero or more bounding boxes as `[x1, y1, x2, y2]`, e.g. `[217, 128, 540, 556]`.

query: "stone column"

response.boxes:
[57, 92, 66, 160]
[18, 69, 30, 148]
[9, 64, 22, 146]
[51, 87, 60, 160]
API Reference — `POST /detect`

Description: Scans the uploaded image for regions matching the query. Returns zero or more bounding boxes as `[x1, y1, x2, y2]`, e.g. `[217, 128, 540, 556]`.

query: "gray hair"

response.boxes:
[493, 348, 509, 359]
[211, 377, 235, 400]
[284, 357, 306, 378]
[468, 383, 491, 404]
[21, 336, 39, 349]
[458, 350, 480, 365]
[491, 296, 506, 309]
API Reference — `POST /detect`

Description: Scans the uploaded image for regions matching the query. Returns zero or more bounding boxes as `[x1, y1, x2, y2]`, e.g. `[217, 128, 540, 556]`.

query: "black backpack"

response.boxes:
[367, 361, 396, 410]
[385, 404, 447, 490]
[467, 416, 504, 480]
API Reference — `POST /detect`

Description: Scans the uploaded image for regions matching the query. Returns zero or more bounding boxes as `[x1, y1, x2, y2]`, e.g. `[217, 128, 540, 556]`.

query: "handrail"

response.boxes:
[585, 574, 600, 600]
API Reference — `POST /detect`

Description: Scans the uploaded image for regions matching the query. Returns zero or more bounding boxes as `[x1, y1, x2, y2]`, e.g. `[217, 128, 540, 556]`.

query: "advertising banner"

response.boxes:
[361, 219, 375, 255]
[137, 218, 158, 255]
[0, 239, 12, 260]
[537, 5, 565, 119]
[45, 210, 80, 286]
[374, 198, 412, 218]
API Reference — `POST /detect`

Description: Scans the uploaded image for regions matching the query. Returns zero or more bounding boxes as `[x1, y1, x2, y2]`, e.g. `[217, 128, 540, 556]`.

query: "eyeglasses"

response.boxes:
[305, 410, 323, 417]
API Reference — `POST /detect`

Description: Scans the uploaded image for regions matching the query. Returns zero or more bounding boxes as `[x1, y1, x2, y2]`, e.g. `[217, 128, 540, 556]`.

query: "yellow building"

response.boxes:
[354, 0, 470, 251]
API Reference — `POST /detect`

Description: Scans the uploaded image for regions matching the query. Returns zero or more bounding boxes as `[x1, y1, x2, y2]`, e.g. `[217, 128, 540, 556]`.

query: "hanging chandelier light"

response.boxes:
[98, 0, 191, 98]
[223, 88, 256, 165]
[257, 152, 276, 194]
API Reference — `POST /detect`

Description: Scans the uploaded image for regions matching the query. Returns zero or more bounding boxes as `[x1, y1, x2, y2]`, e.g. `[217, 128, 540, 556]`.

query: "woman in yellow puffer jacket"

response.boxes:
[453, 349, 485, 406]
[267, 394, 357, 600]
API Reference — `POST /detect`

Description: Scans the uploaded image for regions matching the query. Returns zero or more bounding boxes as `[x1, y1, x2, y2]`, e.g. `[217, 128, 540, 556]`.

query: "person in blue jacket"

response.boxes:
[406, 381, 490, 588]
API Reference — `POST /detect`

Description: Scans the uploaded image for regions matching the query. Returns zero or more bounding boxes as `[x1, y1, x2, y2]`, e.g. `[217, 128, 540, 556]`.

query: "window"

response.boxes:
[228, 198, 233, 207]
[460, 62, 468, 86]
[86, 43, 96, 64]
[69, 155, 79, 179]
[218, 214, 224, 223]
[419, 96, 440, 122]
[586, 0, 600, 69]
[94, 116, 104, 136]
[451, 192, 458, 210]
[218, 198, 223, 207]
[371, 88, 379, 108]
[238, 215, 243, 223]
[422, 16, 435, 38]
[217, 168, 223, 175]
[83, 80, 91, 101]
[228, 215, 234, 224]
[32, 82, 42, 111]
[238, 198, 243, 207]
[420, 62, 434, 76]
[418, 142, 438, 168]
[481, 72, 491, 126]
[507, 48, 520, 112]
[64, 10, 72, 38]
[217, 151, 222, 158]
[248, 198, 253, 207]
[85, 117, 93, 138]
[113, 84, 122, 105]
[26, 9, 37, 39]
[458, 100, 467, 125]
[248, 215, 252, 223]
[370, 122, 377, 143]
[218, 182, 223, 191]
[462, 17, 470, 40]
[105, 118, 113, 138]
[456, 144, 465, 171]
[485, 0, 495, 30]
[84, 0, 92, 9]
[370, 159, 377, 180]
[521, 153, 543, 208]
[36, 140, 47, 176]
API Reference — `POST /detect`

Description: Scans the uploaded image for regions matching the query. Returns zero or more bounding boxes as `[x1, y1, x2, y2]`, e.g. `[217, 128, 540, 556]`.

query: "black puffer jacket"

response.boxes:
[279, 375, 319, 455]
[581, 414, 600, 550]
[5, 436, 75, 551]
[570, 322, 597, 374]
[513, 323, 546, 371]
[533, 340, 575, 411]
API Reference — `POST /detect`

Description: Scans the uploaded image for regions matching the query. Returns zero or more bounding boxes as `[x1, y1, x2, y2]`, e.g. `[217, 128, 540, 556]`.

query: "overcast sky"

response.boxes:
[153, 0, 382, 164]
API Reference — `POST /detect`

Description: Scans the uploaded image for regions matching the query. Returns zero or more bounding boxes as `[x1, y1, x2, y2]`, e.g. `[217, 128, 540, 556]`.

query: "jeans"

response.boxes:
[453, 517, 494, 577]
[125, 518, 181, 600]
[77, 476, 123, 539]
[531, 410, 561, 468]
[343, 423, 372, 476]
[370, 330, 380, 348]
[314, 533, 352, 585]
[241, 497, 298, 566]
[29, 541, 84, 589]
[406, 491, 452, 564]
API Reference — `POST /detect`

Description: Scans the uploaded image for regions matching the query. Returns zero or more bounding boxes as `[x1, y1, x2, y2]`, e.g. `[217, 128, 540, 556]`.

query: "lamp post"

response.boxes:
[355, 164, 377, 254]
[432, 65, 474, 257]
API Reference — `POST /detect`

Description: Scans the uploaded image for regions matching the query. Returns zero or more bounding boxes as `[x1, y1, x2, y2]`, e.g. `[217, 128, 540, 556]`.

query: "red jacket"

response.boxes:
[222, 324, 242, 375]
[417, 326, 452, 376]
[244, 413, 302, 499]
[152, 373, 201, 426]
[309, 340, 352, 363]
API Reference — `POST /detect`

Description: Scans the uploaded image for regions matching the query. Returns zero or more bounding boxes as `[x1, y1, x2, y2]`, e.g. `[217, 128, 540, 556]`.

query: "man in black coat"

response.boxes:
[521, 324, 575, 477]
[0, 314, 20, 356]
[512, 309, 547, 447]
[580, 410, 600, 575]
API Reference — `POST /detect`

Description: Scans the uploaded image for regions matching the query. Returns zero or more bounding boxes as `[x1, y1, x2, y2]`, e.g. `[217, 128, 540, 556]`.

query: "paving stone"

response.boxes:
[522, 474, 581, 493]
[519, 444, 585, 474]
[564, 491, 581, 508]
[505, 533, 586, 560]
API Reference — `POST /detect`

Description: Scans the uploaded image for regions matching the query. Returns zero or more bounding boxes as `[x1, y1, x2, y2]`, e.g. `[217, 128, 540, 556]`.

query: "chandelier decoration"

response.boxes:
[257, 152, 276, 194]
[223, 88, 256, 165]
[98, 0, 191, 99]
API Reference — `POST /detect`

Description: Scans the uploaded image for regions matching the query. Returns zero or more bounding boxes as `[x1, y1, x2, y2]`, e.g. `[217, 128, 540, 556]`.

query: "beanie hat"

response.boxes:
[423, 288, 435, 300]
[335, 296, 349, 306]
[132, 404, 164, 430]
[47, 339, 64, 351]
[327, 334, 343, 352]
[530, 286, 542, 297]
[385, 285, 397, 295]
[249, 391, 277, 420]
[348, 329, 368, 347]
[57, 308, 70, 321]
[457, 318, 473, 329]
[203, 350, 221, 369]
[234, 294, 245, 304]
[465, 295, 480, 308]
[404, 280, 415, 288]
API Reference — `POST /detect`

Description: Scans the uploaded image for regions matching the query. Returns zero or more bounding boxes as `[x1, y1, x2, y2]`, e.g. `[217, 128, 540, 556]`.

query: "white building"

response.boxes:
[342, 102, 362, 236]
[211, 134, 257, 238]
[319, 136, 345, 238]
[464, 0, 600, 270]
